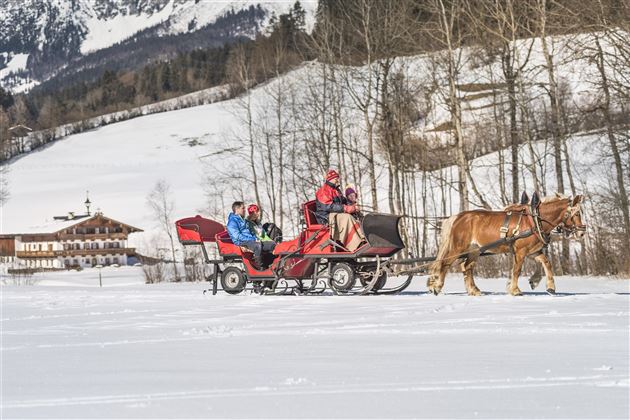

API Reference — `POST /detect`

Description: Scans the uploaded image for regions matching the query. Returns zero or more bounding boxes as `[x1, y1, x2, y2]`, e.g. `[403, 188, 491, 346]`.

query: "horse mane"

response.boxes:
[541, 193, 570, 203]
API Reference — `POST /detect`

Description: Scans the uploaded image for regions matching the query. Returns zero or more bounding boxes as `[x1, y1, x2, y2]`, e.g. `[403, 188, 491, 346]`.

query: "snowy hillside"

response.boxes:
[1, 269, 628, 418]
[0, 0, 317, 91]
[1, 31, 625, 256]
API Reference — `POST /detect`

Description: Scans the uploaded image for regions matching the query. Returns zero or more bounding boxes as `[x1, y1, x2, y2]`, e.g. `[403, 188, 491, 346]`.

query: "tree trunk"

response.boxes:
[595, 35, 630, 249]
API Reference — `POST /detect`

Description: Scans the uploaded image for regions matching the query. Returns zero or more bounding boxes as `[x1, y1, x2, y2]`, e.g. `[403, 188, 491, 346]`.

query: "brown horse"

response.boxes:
[427, 194, 586, 296]
[502, 193, 581, 292]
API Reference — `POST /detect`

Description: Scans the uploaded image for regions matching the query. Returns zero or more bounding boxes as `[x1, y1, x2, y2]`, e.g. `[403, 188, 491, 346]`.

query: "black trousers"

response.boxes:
[241, 240, 276, 261]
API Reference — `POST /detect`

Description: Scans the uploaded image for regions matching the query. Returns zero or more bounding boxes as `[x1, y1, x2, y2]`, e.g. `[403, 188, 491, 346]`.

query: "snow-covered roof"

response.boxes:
[11, 214, 143, 236]
[15, 215, 92, 235]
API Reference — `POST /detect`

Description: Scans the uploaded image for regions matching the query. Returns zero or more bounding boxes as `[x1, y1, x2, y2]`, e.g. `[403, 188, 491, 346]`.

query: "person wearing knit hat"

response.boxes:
[326, 169, 340, 182]
[345, 186, 357, 204]
[246, 204, 271, 241]
[314, 169, 365, 252]
[243, 203, 276, 269]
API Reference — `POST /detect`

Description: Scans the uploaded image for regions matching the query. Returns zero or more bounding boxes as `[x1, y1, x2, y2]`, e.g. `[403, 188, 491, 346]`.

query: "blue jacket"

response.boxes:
[226, 213, 257, 245]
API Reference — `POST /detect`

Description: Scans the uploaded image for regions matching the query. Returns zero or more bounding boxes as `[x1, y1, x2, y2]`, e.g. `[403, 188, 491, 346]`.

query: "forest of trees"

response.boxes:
[201, 0, 629, 277]
[1, 0, 629, 278]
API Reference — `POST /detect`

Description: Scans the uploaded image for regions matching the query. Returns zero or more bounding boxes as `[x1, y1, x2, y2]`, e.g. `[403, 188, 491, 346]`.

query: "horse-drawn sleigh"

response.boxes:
[175, 192, 585, 296]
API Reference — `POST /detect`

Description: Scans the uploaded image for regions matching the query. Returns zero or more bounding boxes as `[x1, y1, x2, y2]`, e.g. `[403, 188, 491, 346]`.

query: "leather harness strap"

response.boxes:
[500, 210, 525, 239]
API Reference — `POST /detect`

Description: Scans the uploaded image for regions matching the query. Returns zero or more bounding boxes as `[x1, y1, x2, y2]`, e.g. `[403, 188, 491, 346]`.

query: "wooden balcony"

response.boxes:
[55, 248, 136, 257]
[16, 248, 136, 259]
[58, 232, 128, 240]
[16, 251, 56, 258]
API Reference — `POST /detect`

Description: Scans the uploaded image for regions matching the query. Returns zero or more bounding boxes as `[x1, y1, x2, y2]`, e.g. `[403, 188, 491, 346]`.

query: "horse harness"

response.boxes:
[496, 200, 584, 257]
[497, 205, 550, 255]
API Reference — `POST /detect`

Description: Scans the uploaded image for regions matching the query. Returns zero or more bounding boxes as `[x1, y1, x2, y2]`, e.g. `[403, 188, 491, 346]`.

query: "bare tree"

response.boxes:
[226, 45, 263, 207]
[465, 0, 535, 203]
[146, 180, 179, 282]
[0, 165, 9, 206]
[423, 0, 470, 211]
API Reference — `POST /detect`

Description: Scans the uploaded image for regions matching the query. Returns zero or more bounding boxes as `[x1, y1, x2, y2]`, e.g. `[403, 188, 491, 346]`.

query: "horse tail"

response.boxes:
[430, 215, 458, 277]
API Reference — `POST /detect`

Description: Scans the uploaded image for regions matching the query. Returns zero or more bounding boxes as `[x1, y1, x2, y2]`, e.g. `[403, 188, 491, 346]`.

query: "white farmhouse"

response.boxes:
[0, 209, 142, 270]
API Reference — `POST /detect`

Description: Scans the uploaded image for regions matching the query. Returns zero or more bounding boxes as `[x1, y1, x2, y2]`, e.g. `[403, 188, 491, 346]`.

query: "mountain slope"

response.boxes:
[0, 0, 316, 92]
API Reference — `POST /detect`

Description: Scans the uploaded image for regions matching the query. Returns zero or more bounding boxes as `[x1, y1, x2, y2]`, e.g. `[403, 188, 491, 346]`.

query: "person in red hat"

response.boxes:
[244, 203, 276, 268]
[314, 169, 365, 251]
[246, 204, 272, 242]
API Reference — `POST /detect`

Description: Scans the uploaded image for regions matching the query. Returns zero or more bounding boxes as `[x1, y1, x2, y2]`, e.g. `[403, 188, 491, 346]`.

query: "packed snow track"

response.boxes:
[1, 267, 628, 418]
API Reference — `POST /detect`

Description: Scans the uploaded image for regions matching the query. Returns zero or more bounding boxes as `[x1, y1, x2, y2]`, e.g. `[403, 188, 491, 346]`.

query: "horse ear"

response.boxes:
[572, 195, 583, 205]
[531, 191, 541, 209]
[520, 191, 529, 205]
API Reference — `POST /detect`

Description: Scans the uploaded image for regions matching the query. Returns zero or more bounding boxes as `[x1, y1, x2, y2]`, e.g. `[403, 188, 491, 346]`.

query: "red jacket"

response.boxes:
[315, 182, 347, 224]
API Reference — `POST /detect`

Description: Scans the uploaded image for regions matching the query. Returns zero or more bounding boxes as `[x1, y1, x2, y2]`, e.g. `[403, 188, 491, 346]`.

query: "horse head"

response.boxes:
[560, 195, 587, 238]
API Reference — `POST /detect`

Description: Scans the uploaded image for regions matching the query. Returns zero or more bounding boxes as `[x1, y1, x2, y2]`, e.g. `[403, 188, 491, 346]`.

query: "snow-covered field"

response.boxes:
[2, 267, 628, 418]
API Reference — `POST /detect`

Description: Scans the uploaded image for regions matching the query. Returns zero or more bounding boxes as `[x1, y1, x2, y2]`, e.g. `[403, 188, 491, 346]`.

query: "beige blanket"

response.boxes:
[328, 213, 365, 252]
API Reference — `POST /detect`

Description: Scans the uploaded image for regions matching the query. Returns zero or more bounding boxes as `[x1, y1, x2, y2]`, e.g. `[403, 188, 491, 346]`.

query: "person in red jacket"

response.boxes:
[314, 169, 365, 252]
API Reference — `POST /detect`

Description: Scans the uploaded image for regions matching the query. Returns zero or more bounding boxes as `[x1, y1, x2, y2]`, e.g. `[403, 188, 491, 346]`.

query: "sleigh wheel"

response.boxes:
[221, 267, 246, 294]
[360, 271, 387, 291]
[330, 262, 356, 291]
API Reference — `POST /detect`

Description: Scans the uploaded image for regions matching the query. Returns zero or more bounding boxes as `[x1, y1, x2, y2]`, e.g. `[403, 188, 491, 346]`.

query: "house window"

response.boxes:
[73, 259, 78, 265]
[113, 257, 119, 265]
[48, 244, 53, 251]
[105, 257, 111, 265]
[84, 243, 90, 250]
[65, 259, 70, 266]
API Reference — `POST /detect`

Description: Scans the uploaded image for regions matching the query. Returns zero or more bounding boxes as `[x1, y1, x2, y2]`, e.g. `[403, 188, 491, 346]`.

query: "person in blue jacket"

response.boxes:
[226, 201, 275, 270]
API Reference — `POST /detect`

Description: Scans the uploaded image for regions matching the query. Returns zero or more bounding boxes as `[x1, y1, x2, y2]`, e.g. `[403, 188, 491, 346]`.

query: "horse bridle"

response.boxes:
[556, 203, 587, 238]
[532, 201, 586, 241]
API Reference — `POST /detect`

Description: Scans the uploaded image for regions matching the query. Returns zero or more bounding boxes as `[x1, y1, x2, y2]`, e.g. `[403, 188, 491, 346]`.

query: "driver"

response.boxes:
[314, 169, 365, 252]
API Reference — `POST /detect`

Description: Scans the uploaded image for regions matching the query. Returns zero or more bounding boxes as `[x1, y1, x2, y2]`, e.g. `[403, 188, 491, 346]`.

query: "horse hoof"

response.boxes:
[546, 288, 556, 295]
[510, 289, 523, 296]
[468, 289, 482, 296]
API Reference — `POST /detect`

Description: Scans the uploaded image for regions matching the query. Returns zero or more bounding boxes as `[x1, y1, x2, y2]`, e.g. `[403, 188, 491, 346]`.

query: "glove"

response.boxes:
[344, 204, 357, 214]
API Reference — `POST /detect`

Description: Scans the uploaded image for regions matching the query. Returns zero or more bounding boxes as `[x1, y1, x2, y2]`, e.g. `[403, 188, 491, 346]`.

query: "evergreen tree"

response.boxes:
[0, 87, 15, 110]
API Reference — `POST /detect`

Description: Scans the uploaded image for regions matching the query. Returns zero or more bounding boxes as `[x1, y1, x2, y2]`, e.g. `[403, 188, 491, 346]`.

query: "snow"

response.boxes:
[80, 2, 175, 54]
[15, 215, 91, 235]
[165, 1, 318, 36]
[0, 99, 240, 247]
[78, 1, 318, 55]
[0, 60, 620, 254]
[1, 268, 628, 418]
[1, 31, 626, 258]
[0, 52, 28, 79]
[0, 52, 34, 91]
